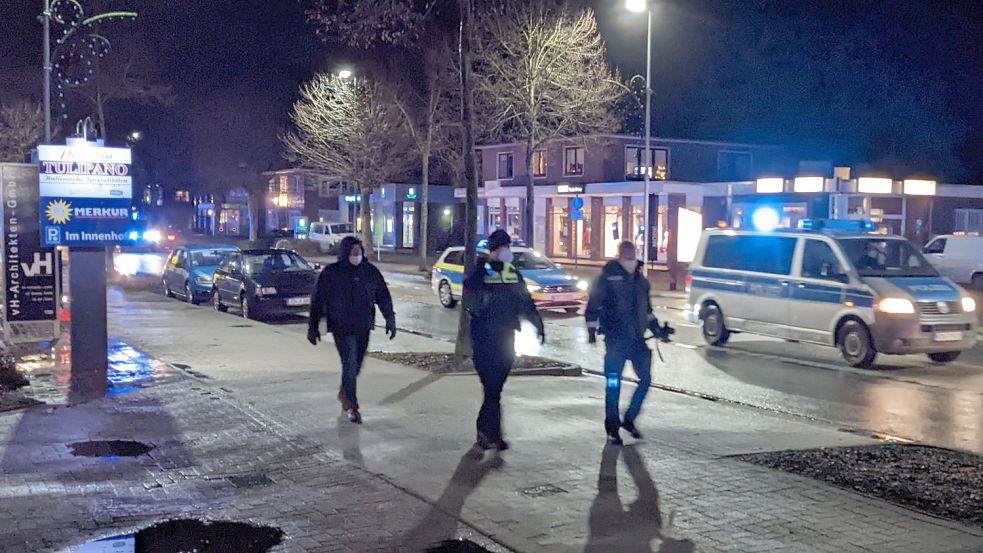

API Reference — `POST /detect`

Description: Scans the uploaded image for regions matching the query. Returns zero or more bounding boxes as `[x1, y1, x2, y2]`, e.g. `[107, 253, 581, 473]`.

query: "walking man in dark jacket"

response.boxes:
[585, 240, 671, 445]
[464, 229, 545, 452]
[308, 236, 396, 423]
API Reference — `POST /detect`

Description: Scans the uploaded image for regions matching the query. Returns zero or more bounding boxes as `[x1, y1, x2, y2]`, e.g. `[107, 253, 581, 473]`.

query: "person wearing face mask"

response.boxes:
[585, 240, 670, 445]
[308, 236, 396, 424]
[464, 229, 545, 452]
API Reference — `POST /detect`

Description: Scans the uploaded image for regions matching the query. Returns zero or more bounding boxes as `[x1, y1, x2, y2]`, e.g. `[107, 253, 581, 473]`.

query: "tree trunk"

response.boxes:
[419, 146, 430, 271]
[94, 58, 108, 139]
[454, 0, 478, 367]
[524, 135, 535, 245]
[359, 185, 374, 254]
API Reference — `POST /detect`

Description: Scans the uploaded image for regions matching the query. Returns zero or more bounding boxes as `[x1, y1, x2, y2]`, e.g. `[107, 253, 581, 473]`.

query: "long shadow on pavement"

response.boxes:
[400, 451, 502, 548]
[381, 373, 445, 406]
[585, 444, 694, 553]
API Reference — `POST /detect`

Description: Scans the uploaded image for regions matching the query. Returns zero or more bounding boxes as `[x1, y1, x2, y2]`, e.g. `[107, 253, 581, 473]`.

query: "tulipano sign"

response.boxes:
[37, 143, 133, 247]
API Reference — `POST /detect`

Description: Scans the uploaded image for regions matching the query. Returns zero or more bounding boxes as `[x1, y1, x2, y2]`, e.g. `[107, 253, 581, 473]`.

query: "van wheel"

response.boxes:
[838, 320, 876, 368]
[701, 303, 730, 346]
[928, 351, 961, 364]
[972, 273, 983, 292]
[438, 280, 457, 308]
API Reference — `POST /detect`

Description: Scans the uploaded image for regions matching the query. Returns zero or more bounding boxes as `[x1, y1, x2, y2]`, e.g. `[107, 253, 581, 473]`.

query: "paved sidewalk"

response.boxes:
[98, 290, 983, 552]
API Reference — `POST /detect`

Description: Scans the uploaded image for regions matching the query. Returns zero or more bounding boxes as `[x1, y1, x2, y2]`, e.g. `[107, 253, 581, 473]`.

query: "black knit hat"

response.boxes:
[487, 229, 511, 252]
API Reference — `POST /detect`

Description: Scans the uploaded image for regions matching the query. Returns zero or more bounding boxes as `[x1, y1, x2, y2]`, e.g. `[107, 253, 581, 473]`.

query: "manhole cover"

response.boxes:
[519, 484, 567, 498]
[69, 440, 153, 458]
[74, 520, 283, 552]
[425, 539, 495, 553]
[226, 473, 274, 488]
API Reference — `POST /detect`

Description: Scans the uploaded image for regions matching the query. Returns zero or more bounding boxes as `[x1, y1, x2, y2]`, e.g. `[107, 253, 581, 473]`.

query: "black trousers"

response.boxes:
[471, 330, 515, 441]
[333, 330, 370, 408]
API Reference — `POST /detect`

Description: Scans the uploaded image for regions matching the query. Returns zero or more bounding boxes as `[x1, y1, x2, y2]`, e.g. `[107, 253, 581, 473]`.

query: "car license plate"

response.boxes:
[933, 331, 962, 342]
[547, 292, 580, 302]
[286, 297, 309, 307]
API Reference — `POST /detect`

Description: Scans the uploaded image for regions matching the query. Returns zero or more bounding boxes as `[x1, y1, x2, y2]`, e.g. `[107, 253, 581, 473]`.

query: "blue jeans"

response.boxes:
[334, 330, 370, 408]
[603, 338, 652, 432]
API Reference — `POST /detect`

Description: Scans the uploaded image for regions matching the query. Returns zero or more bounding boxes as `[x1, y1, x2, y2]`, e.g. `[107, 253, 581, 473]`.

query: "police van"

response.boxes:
[684, 220, 978, 367]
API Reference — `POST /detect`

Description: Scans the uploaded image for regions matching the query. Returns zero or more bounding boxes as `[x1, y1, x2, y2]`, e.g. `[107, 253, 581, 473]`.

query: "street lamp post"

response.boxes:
[627, 0, 652, 276]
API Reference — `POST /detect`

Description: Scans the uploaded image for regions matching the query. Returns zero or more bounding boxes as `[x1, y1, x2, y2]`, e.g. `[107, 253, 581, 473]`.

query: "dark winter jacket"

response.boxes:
[585, 260, 653, 342]
[464, 258, 543, 338]
[309, 259, 395, 335]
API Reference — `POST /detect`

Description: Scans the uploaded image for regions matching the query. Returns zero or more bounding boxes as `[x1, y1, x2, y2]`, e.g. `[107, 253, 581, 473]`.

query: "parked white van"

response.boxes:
[922, 235, 983, 290]
[308, 221, 356, 252]
[684, 221, 978, 367]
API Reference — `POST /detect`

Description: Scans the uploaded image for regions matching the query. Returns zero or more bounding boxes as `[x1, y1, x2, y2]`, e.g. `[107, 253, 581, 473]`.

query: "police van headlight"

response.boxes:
[877, 297, 915, 314]
[576, 280, 589, 291]
[527, 284, 541, 293]
[962, 297, 977, 313]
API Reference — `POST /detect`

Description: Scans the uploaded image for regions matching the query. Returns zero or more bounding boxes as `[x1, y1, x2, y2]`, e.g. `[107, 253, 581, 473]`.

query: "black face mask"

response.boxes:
[488, 259, 505, 272]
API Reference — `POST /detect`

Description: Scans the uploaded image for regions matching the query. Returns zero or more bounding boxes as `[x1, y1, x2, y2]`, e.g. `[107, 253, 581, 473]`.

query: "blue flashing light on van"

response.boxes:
[798, 219, 876, 232]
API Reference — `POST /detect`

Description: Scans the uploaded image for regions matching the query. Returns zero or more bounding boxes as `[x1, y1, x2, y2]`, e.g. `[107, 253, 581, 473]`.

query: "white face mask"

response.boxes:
[349, 255, 363, 266]
[620, 258, 637, 274]
[497, 248, 514, 264]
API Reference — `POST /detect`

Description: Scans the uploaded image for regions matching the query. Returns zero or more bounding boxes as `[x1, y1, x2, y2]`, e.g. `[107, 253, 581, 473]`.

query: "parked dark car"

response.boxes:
[163, 244, 239, 304]
[211, 249, 320, 320]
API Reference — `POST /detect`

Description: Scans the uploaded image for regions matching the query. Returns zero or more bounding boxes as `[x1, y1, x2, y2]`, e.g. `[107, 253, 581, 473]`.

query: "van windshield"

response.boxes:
[329, 223, 354, 234]
[837, 238, 938, 278]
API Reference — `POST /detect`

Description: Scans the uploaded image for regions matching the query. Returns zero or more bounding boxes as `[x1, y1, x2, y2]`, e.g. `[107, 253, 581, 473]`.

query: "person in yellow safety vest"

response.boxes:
[464, 229, 545, 453]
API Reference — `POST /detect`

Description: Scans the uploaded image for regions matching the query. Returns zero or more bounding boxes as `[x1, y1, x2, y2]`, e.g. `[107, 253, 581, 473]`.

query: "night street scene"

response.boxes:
[2, 0, 983, 552]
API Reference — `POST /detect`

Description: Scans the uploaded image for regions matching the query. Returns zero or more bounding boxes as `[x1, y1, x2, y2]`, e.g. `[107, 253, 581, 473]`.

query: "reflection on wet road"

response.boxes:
[109, 253, 983, 455]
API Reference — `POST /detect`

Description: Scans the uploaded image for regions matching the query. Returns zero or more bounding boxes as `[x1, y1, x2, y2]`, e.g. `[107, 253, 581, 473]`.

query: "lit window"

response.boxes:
[174, 190, 191, 203]
[626, 146, 668, 180]
[498, 152, 514, 179]
[564, 147, 585, 176]
[532, 150, 547, 178]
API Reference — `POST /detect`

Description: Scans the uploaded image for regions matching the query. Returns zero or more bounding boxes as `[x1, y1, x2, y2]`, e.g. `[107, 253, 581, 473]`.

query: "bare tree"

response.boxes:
[70, 41, 173, 139]
[282, 73, 415, 251]
[474, 0, 621, 244]
[0, 102, 45, 163]
[390, 39, 463, 270]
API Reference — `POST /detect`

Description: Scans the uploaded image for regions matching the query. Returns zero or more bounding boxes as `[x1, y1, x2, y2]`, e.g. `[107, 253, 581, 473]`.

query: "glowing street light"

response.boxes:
[338, 69, 353, 79]
[626, 0, 653, 275]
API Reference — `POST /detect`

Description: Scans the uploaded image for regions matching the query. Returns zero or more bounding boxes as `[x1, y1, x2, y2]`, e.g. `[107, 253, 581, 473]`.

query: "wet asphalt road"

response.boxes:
[112, 251, 983, 455]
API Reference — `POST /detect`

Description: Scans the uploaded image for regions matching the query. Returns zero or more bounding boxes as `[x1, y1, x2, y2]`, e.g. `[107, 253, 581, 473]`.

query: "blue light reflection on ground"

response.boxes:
[70, 533, 135, 552]
[105, 342, 161, 397]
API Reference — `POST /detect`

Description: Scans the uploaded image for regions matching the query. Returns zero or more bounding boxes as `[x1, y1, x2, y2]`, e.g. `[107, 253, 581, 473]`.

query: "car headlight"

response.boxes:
[195, 275, 212, 285]
[527, 283, 541, 293]
[257, 287, 277, 296]
[576, 279, 589, 291]
[877, 297, 915, 314]
[142, 229, 161, 243]
[962, 296, 977, 313]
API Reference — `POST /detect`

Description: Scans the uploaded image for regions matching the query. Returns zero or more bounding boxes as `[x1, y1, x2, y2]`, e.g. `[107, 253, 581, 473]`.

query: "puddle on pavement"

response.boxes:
[425, 540, 495, 553]
[16, 338, 172, 404]
[69, 440, 154, 458]
[73, 520, 283, 552]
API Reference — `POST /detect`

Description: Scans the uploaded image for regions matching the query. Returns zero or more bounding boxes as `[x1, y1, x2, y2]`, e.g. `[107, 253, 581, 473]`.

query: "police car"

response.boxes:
[684, 219, 978, 367]
[431, 242, 588, 312]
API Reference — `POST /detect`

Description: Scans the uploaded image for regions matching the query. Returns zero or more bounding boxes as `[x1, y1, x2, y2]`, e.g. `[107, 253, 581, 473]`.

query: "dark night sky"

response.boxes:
[2, 0, 981, 189]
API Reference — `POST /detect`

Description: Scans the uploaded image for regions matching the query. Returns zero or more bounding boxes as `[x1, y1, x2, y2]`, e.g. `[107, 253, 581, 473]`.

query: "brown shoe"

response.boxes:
[348, 407, 362, 424]
[337, 390, 352, 413]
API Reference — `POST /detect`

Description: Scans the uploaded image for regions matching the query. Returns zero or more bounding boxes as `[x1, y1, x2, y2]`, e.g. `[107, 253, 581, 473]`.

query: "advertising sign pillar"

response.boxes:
[37, 139, 132, 395]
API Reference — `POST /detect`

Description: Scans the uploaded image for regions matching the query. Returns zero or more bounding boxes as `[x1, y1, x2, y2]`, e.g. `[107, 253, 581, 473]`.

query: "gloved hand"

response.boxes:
[307, 326, 321, 346]
[386, 318, 397, 340]
[588, 327, 597, 344]
[648, 318, 675, 343]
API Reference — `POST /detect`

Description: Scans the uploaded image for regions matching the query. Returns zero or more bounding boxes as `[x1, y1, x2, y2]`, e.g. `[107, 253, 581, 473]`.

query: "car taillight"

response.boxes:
[167, 234, 177, 241]
[684, 274, 693, 292]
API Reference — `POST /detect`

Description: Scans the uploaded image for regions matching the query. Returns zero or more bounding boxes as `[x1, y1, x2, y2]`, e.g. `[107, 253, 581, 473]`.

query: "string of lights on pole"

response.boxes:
[47, 0, 137, 120]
